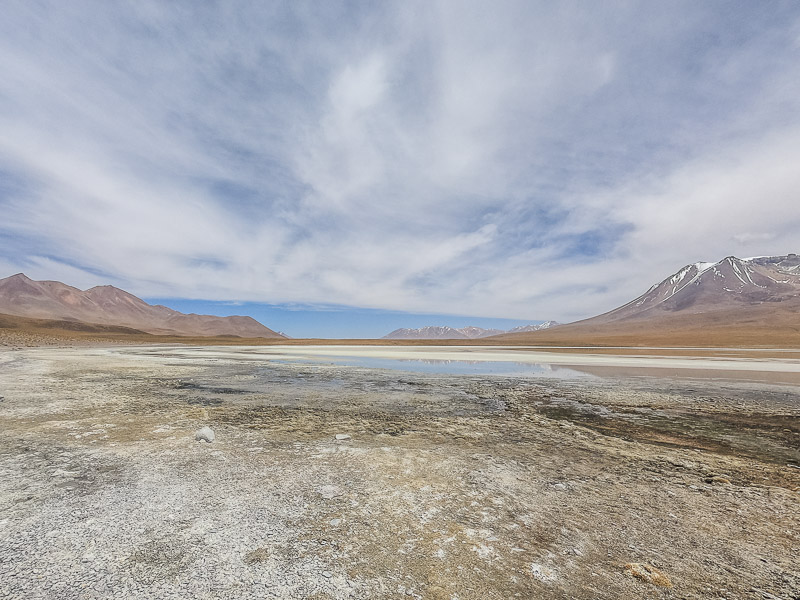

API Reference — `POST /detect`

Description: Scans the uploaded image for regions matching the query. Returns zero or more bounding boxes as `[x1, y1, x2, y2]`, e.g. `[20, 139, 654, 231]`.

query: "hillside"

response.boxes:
[494, 255, 800, 347]
[0, 273, 283, 338]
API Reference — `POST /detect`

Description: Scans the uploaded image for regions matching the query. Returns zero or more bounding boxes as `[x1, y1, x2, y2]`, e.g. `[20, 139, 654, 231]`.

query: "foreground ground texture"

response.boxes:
[0, 346, 798, 599]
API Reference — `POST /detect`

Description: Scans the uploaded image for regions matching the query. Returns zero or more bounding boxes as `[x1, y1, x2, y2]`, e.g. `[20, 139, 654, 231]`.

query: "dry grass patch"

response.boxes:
[624, 562, 673, 587]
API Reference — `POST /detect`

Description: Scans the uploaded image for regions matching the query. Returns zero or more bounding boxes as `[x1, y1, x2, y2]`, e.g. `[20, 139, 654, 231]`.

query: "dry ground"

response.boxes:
[4, 309, 800, 353]
[0, 345, 798, 599]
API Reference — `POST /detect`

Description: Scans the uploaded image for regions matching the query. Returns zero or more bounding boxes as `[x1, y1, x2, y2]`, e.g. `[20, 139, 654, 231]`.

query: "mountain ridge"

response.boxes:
[0, 273, 284, 338]
[384, 321, 559, 340]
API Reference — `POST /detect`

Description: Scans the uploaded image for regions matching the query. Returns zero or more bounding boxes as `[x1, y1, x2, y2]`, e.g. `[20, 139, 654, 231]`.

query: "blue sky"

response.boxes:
[2, 1, 800, 338]
[145, 298, 536, 339]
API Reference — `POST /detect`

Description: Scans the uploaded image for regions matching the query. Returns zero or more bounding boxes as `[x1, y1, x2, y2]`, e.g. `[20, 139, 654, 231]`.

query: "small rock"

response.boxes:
[553, 483, 567, 491]
[572, 548, 582, 556]
[329, 518, 342, 526]
[322, 571, 333, 579]
[335, 434, 351, 441]
[319, 485, 342, 499]
[195, 427, 215, 443]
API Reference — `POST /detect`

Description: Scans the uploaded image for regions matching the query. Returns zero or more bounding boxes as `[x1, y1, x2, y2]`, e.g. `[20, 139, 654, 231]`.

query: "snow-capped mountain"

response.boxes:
[463, 254, 800, 346]
[506, 321, 560, 334]
[383, 322, 557, 339]
[384, 326, 477, 340]
[594, 254, 800, 323]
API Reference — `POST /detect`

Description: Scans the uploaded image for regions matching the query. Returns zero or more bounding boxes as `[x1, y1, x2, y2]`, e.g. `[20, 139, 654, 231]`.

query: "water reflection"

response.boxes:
[308, 355, 595, 378]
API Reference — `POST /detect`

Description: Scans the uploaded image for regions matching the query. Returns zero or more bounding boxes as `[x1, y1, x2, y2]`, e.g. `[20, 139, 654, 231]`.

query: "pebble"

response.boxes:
[329, 518, 342, 526]
[335, 434, 351, 441]
[195, 427, 215, 443]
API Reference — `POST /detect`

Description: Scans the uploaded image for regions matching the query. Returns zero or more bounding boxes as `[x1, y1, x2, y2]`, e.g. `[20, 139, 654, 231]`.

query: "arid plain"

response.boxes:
[1, 338, 798, 599]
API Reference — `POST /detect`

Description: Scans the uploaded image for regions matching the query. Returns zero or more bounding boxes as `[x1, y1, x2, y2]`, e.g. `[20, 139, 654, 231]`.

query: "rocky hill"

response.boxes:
[0, 273, 284, 338]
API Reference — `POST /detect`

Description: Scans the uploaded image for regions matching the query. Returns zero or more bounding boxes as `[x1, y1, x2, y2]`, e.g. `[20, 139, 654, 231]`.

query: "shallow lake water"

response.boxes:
[272, 355, 596, 378]
[152, 345, 800, 385]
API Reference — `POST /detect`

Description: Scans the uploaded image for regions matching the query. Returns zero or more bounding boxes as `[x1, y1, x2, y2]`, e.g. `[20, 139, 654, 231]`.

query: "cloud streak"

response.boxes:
[1, 0, 800, 322]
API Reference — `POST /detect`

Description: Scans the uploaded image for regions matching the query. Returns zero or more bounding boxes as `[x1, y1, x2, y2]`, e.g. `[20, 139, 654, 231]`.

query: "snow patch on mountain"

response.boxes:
[506, 321, 561, 334]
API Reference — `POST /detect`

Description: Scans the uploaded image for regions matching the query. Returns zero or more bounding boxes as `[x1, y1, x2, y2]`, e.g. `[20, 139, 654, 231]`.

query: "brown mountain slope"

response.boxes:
[0, 273, 283, 338]
[0, 312, 147, 335]
[495, 255, 800, 347]
[594, 255, 800, 323]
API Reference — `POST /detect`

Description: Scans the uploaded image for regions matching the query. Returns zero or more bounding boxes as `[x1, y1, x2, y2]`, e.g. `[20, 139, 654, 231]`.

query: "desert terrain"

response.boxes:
[1, 343, 798, 599]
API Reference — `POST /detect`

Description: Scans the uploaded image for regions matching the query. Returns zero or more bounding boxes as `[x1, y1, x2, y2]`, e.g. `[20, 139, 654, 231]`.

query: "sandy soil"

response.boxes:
[1, 345, 798, 599]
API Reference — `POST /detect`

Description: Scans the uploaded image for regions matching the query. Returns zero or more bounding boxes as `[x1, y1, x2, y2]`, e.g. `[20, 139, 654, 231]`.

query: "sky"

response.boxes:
[2, 1, 800, 338]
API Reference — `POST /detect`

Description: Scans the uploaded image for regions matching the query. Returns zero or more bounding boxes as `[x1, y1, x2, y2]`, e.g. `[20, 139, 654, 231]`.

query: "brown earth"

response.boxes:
[489, 304, 800, 349]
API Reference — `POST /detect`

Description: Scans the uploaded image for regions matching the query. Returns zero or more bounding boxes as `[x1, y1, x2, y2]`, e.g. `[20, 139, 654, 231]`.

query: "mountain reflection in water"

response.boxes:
[301, 355, 595, 378]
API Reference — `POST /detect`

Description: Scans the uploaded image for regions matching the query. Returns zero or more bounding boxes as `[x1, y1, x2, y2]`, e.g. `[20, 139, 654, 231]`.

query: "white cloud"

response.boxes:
[1, 1, 800, 323]
[732, 232, 777, 245]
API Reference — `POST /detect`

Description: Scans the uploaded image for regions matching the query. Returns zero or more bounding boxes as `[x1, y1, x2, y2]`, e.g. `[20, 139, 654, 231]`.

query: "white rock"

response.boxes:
[195, 426, 215, 443]
[329, 518, 342, 526]
[319, 485, 342, 499]
[335, 434, 351, 440]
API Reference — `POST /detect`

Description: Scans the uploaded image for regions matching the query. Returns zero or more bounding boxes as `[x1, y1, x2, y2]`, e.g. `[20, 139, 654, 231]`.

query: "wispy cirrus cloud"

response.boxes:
[1, 1, 800, 322]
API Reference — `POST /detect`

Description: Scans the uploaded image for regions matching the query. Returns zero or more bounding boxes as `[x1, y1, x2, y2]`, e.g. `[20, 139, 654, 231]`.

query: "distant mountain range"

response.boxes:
[3, 254, 798, 345]
[494, 254, 800, 346]
[0, 273, 283, 338]
[383, 321, 560, 340]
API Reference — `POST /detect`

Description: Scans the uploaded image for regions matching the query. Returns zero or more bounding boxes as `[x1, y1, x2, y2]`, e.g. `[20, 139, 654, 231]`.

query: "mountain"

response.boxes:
[506, 321, 561, 334]
[385, 326, 470, 340]
[591, 254, 800, 323]
[0, 273, 284, 338]
[494, 254, 800, 347]
[383, 322, 557, 340]
[456, 326, 506, 338]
